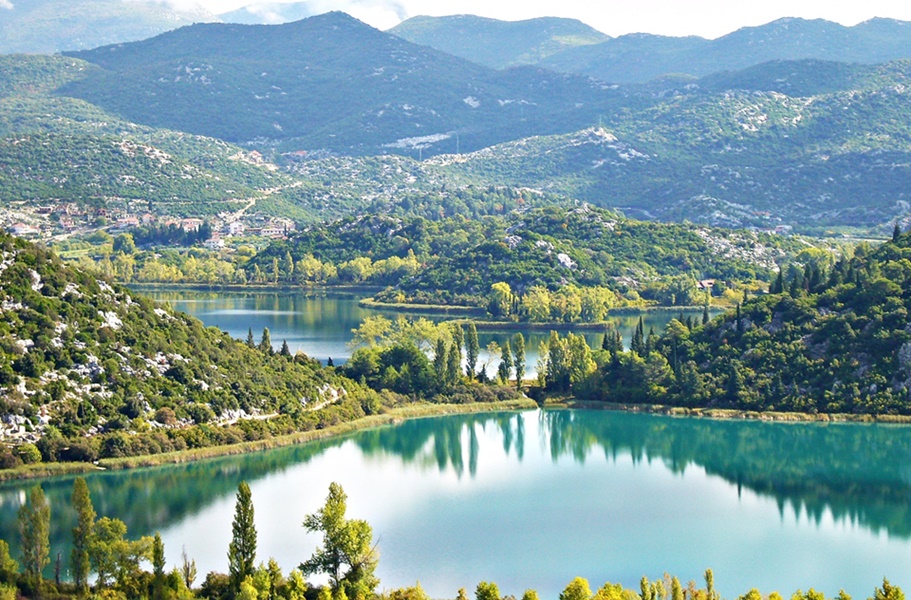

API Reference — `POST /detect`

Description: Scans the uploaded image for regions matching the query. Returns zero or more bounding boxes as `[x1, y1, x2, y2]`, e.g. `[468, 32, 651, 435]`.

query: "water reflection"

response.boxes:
[2, 410, 911, 594]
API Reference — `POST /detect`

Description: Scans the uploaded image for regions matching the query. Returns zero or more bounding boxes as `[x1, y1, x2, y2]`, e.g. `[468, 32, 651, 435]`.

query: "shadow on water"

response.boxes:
[3, 409, 911, 577]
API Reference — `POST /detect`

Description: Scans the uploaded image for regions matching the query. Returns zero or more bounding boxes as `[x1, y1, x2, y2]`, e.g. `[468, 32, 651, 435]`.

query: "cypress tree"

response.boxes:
[512, 333, 526, 391]
[702, 305, 710, 325]
[280, 340, 291, 357]
[259, 328, 273, 354]
[228, 481, 257, 594]
[246, 328, 255, 348]
[71, 477, 95, 592]
[630, 316, 645, 356]
[894, 222, 902, 242]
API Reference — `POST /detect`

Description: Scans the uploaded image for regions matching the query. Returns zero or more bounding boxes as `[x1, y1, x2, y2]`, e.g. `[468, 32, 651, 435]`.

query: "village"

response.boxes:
[0, 198, 297, 248]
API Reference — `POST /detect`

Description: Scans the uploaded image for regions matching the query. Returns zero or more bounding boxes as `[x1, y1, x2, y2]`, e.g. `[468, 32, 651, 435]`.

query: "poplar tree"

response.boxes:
[228, 481, 257, 594]
[18, 485, 50, 589]
[497, 340, 513, 384]
[512, 333, 526, 391]
[71, 477, 96, 592]
[464, 323, 480, 379]
[446, 342, 461, 387]
[433, 338, 447, 382]
[152, 533, 166, 600]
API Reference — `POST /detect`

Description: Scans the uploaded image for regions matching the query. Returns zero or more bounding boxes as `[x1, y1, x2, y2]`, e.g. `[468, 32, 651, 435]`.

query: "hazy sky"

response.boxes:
[177, 0, 911, 38]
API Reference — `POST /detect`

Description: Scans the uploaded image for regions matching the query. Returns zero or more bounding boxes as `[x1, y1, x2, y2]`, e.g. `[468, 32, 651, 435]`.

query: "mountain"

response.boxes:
[540, 17, 911, 83]
[0, 231, 375, 464]
[411, 59, 911, 231]
[0, 55, 314, 219]
[0, 0, 218, 54]
[59, 12, 621, 155]
[388, 15, 609, 69]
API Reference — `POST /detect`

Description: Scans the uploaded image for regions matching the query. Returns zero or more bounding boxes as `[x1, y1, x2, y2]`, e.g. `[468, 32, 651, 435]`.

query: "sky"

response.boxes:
[169, 0, 911, 38]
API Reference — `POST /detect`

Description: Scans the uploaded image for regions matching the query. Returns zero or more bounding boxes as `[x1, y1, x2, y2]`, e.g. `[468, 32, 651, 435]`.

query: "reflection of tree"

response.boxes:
[0, 437, 344, 577]
[353, 413, 526, 479]
[538, 410, 911, 539]
[4, 408, 911, 581]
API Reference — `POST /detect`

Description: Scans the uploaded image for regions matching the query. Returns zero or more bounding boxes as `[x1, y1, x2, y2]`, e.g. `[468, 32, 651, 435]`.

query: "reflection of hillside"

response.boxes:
[2, 409, 910, 579]
[540, 410, 911, 538]
[0, 436, 347, 571]
[354, 413, 526, 478]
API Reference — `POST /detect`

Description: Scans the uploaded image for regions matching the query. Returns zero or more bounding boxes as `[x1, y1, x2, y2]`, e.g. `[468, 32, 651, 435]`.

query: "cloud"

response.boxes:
[0, 0, 13, 9]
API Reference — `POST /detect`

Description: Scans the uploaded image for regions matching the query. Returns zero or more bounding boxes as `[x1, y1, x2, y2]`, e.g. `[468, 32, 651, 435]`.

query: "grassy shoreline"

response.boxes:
[0, 399, 538, 483]
[553, 399, 911, 423]
[5, 397, 911, 483]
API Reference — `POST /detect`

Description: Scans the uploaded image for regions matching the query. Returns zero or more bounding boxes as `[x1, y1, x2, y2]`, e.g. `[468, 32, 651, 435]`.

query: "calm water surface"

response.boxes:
[3, 410, 911, 599]
[141, 289, 713, 375]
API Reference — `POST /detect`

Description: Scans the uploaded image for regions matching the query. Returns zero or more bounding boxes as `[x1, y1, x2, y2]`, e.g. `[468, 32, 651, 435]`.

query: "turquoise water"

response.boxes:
[3, 410, 911, 599]
[142, 289, 711, 375]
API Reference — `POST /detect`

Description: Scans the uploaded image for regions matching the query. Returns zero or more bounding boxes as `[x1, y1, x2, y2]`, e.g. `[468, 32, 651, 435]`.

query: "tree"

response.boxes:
[497, 340, 513, 384]
[152, 533, 166, 600]
[512, 333, 526, 391]
[301, 483, 378, 600]
[433, 338, 448, 383]
[446, 342, 461, 387]
[180, 546, 197, 590]
[476, 581, 501, 600]
[259, 328, 273, 354]
[71, 477, 96, 592]
[631, 316, 645, 355]
[88, 516, 152, 591]
[874, 579, 904, 600]
[18, 485, 49, 589]
[464, 323, 480, 379]
[280, 340, 292, 357]
[893, 223, 902, 242]
[0, 539, 18, 585]
[246, 328, 255, 348]
[560, 577, 592, 600]
[229, 481, 257, 594]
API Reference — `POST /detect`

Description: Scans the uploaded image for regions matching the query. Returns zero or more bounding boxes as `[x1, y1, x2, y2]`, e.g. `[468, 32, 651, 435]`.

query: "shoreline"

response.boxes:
[5, 397, 910, 483]
[553, 399, 911, 424]
[0, 399, 538, 483]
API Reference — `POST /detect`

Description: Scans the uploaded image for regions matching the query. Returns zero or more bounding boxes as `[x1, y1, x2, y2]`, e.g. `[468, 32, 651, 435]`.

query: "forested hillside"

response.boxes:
[573, 231, 911, 415]
[249, 205, 817, 314]
[0, 232, 381, 466]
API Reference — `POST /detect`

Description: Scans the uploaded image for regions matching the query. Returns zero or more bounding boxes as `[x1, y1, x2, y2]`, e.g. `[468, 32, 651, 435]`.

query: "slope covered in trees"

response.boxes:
[573, 232, 911, 415]
[0, 231, 383, 466]
[249, 205, 820, 312]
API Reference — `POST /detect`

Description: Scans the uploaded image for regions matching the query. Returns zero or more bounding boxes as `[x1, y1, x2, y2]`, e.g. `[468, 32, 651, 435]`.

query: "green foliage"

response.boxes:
[17, 485, 49, 587]
[228, 482, 257, 593]
[0, 539, 18, 585]
[476, 581, 501, 600]
[560, 577, 592, 600]
[580, 233, 911, 414]
[301, 483, 379, 600]
[72, 477, 96, 591]
[0, 231, 390, 466]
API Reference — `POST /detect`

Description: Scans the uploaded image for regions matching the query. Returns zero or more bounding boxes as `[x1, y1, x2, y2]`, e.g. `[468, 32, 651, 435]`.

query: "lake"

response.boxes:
[140, 289, 714, 377]
[2, 410, 911, 599]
